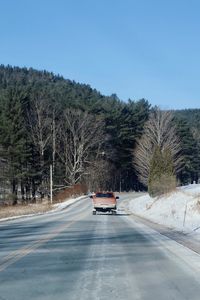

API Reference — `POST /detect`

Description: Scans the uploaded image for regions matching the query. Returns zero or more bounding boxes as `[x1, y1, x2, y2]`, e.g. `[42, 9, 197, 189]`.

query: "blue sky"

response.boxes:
[0, 0, 200, 109]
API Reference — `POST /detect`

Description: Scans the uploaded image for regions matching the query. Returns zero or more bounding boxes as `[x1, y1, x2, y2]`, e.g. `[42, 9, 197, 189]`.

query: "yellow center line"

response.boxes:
[0, 210, 89, 272]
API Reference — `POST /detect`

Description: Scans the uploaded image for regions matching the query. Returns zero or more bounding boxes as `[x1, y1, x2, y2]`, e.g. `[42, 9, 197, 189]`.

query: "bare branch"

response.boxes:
[133, 108, 183, 186]
[26, 94, 52, 165]
[56, 108, 104, 186]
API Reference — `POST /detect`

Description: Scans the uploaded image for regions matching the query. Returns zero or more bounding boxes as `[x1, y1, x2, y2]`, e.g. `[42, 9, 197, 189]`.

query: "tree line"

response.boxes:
[0, 65, 199, 203]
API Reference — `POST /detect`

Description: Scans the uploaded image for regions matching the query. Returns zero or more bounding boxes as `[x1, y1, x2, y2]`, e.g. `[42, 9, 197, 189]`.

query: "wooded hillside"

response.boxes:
[0, 65, 199, 203]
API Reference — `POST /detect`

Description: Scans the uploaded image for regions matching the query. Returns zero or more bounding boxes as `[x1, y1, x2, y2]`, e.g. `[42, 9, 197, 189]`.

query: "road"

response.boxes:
[0, 193, 200, 300]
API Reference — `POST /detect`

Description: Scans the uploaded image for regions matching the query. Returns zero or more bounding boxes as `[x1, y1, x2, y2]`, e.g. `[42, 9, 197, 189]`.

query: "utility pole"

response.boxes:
[119, 173, 122, 193]
[183, 201, 187, 227]
[50, 164, 53, 204]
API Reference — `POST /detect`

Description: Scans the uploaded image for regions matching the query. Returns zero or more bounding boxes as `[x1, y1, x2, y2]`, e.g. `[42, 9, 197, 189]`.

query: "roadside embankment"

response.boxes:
[127, 184, 200, 243]
[0, 195, 86, 222]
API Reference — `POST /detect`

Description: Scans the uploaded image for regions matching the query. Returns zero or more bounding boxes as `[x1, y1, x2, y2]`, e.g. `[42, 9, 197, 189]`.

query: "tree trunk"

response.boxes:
[12, 179, 18, 205]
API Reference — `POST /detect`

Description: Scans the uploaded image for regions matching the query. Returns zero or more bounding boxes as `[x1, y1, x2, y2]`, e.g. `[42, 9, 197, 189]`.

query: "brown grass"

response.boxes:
[0, 184, 87, 220]
[53, 184, 87, 202]
[0, 203, 53, 220]
[148, 174, 177, 197]
[196, 200, 200, 213]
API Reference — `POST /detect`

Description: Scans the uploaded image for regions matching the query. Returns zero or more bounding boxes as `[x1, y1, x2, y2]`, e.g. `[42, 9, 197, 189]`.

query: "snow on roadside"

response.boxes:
[52, 196, 86, 211]
[128, 184, 200, 240]
[0, 195, 86, 222]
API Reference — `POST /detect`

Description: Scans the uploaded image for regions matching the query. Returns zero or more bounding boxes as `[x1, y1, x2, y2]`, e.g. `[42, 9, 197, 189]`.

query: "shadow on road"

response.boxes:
[94, 213, 130, 216]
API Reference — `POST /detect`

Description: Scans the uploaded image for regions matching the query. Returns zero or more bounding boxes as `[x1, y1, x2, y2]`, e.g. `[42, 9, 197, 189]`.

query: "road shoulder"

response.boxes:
[119, 197, 200, 255]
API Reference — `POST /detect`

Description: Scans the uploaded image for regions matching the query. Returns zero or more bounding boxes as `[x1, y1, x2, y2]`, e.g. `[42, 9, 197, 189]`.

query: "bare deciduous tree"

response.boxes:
[84, 158, 116, 192]
[27, 94, 52, 169]
[133, 108, 183, 186]
[57, 109, 104, 186]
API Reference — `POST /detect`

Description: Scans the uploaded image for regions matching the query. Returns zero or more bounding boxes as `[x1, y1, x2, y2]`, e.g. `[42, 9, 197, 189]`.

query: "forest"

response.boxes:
[0, 65, 199, 203]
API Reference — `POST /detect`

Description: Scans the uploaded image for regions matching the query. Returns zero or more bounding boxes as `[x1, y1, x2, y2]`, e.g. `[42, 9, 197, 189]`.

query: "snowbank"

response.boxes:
[52, 196, 85, 211]
[129, 184, 200, 236]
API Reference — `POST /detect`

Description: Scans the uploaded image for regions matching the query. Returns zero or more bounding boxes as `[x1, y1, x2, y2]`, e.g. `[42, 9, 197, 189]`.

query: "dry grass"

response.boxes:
[196, 200, 200, 213]
[0, 203, 53, 220]
[0, 184, 87, 220]
[148, 174, 177, 197]
[53, 184, 87, 202]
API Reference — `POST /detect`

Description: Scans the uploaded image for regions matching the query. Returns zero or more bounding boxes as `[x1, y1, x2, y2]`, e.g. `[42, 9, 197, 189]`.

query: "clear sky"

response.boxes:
[0, 0, 200, 109]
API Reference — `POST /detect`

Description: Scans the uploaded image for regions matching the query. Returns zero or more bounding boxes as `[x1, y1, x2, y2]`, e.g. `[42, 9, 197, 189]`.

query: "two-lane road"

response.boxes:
[0, 193, 200, 300]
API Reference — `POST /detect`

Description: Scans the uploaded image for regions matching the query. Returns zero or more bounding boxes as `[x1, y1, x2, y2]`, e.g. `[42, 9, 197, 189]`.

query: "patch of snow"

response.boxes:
[128, 184, 200, 240]
[52, 196, 86, 211]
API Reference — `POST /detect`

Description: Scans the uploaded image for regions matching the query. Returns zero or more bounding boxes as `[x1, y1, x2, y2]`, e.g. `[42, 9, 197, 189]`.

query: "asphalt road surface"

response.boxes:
[0, 193, 200, 300]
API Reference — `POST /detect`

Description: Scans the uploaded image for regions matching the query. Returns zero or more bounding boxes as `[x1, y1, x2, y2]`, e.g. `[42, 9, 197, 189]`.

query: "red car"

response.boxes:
[90, 192, 119, 215]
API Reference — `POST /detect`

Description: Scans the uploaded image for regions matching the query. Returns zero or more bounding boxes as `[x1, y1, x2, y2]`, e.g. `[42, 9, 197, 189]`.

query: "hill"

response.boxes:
[0, 65, 150, 202]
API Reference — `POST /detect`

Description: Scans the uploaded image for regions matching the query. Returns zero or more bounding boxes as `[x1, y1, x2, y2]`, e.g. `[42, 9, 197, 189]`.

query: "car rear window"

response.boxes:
[95, 193, 113, 198]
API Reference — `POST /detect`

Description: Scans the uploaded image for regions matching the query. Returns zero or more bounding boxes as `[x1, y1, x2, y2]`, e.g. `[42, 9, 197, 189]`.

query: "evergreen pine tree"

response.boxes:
[148, 146, 176, 197]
